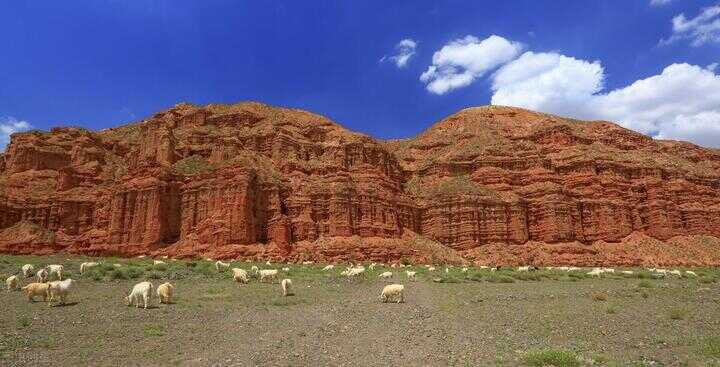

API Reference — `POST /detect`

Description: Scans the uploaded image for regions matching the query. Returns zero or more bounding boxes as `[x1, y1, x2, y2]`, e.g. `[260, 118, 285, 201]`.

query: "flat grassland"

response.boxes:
[1, 255, 720, 366]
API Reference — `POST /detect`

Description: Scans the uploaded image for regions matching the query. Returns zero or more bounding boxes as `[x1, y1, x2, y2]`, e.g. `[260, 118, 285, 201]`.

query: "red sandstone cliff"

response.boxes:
[0, 102, 718, 265]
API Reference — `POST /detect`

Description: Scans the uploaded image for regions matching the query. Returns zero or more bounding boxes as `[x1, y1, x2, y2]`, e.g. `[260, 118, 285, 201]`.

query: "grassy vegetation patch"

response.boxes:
[699, 336, 720, 359]
[173, 155, 215, 175]
[523, 349, 581, 367]
[143, 324, 165, 337]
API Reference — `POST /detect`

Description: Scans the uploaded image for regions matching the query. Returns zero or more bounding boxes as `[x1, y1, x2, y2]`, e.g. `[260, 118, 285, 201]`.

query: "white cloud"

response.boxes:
[491, 52, 604, 118]
[650, 0, 674, 6]
[660, 4, 720, 46]
[380, 38, 417, 68]
[490, 53, 720, 147]
[420, 35, 523, 94]
[708, 62, 719, 71]
[0, 118, 31, 150]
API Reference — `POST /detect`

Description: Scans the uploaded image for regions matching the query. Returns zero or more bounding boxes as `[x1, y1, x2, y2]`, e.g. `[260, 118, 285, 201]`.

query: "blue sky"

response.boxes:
[1, 1, 719, 147]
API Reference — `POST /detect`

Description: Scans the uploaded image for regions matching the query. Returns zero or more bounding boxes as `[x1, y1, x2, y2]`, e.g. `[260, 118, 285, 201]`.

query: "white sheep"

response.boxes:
[462, 267, 468, 273]
[153, 260, 166, 266]
[302, 261, 313, 265]
[405, 271, 417, 282]
[6, 275, 19, 291]
[378, 271, 393, 279]
[215, 260, 230, 272]
[281, 278, 293, 296]
[232, 268, 249, 284]
[251, 265, 259, 274]
[22, 282, 49, 302]
[669, 270, 682, 276]
[21, 264, 35, 278]
[113, 263, 123, 268]
[125, 281, 154, 309]
[157, 282, 174, 304]
[587, 268, 604, 277]
[369, 263, 376, 270]
[45, 265, 64, 280]
[686, 270, 698, 276]
[47, 279, 75, 306]
[259, 269, 279, 283]
[621, 270, 634, 275]
[36, 268, 49, 283]
[379, 284, 404, 303]
[282, 267, 290, 272]
[444, 268, 449, 274]
[428, 267, 436, 272]
[266, 260, 272, 266]
[322, 265, 334, 271]
[80, 262, 100, 274]
[517, 266, 530, 272]
[390, 263, 397, 268]
[479, 266, 489, 269]
[342, 267, 365, 277]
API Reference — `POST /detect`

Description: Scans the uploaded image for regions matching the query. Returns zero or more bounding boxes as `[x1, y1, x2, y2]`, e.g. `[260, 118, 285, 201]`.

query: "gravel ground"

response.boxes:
[1, 257, 720, 366]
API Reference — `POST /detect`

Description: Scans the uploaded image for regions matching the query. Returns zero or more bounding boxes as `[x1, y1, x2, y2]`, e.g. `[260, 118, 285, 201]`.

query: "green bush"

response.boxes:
[524, 349, 581, 367]
[485, 274, 515, 284]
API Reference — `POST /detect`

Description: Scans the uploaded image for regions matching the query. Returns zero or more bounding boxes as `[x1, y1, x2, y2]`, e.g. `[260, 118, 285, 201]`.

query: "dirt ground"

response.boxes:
[1, 256, 720, 366]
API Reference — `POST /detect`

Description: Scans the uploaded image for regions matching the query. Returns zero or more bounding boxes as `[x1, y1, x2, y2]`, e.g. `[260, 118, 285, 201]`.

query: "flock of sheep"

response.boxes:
[4, 258, 702, 308]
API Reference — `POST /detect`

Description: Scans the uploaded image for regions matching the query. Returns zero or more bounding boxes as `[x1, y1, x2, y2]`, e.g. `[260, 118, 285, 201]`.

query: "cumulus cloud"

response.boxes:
[0, 118, 31, 150]
[660, 4, 720, 46]
[650, 0, 674, 6]
[490, 53, 720, 147]
[420, 35, 523, 94]
[380, 38, 417, 68]
[491, 52, 604, 118]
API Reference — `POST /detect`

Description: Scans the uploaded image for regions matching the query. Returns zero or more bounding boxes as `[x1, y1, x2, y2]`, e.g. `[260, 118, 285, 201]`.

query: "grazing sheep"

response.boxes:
[587, 268, 604, 277]
[444, 268, 449, 274]
[153, 260, 166, 266]
[231, 268, 249, 284]
[282, 267, 290, 272]
[281, 278, 293, 296]
[378, 271, 393, 279]
[686, 270, 698, 276]
[259, 269, 279, 283]
[21, 264, 35, 278]
[22, 282, 50, 302]
[47, 279, 75, 306]
[428, 267, 436, 272]
[36, 268, 49, 283]
[302, 261, 313, 265]
[322, 265, 335, 271]
[125, 281, 154, 309]
[479, 266, 489, 269]
[215, 261, 230, 272]
[46, 265, 64, 280]
[80, 262, 100, 274]
[369, 263, 376, 270]
[621, 270, 634, 275]
[405, 271, 417, 281]
[669, 270, 682, 276]
[6, 275, 19, 291]
[379, 284, 404, 303]
[341, 267, 365, 277]
[251, 265, 259, 274]
[137, 255, 146, 259]
[602, 268, 615, 273]
[157, 282, 174, 304]
[113, 264, 123, 268]
[517, 266, 530, 272]
[462, 267, 468, 273]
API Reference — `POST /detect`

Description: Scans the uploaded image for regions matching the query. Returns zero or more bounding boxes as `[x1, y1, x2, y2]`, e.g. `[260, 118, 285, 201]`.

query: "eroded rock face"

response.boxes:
[0, 102, 718, 265]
